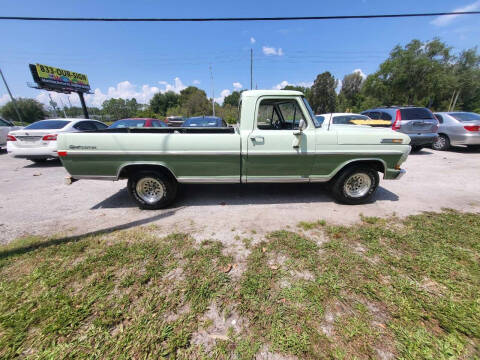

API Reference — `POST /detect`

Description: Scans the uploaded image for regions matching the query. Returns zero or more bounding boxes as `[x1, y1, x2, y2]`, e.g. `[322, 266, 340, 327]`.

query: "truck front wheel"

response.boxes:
[331, 165, 379, 205]
[127, 171, 177, 210]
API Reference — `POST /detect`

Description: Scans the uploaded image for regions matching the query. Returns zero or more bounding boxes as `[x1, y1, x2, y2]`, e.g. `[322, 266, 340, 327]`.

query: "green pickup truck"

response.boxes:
[58, 90, 410, 209]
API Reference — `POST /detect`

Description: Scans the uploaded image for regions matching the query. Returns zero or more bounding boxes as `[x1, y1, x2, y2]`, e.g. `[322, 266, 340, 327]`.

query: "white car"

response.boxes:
[7, 118, 108, 163]
[316, 113, 391, 128]
[0, 117, 22, 148]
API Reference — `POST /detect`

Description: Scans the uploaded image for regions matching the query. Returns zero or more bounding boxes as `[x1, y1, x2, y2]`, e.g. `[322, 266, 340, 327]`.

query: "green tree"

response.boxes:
[179, 86, 210, 116]
[309, 72, 338, 114]
[338, 72, 364, 112]
[101, 98, 139, 120]
[149, 91, 180, 115]
[282, 85, 312, 100]
[452, 48, 480, 111]
[362, 38, 457, 109]
[0, 98, 47, 123]
[223, 91, 242, 107]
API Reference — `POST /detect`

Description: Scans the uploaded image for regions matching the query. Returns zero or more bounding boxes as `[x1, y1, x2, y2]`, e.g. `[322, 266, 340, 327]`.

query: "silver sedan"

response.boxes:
[432, 112, 480, 151]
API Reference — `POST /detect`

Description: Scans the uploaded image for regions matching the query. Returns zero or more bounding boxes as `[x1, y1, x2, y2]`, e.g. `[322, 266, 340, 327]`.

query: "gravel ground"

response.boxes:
[1, 147, 479, 244]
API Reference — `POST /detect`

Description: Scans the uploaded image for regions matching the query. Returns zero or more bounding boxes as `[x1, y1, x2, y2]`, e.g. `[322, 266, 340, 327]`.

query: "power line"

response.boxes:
[0, 11, 479, 22]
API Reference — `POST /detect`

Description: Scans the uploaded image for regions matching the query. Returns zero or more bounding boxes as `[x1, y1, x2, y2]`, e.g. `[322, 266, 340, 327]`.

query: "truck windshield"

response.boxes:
[302, 98, 321, 127]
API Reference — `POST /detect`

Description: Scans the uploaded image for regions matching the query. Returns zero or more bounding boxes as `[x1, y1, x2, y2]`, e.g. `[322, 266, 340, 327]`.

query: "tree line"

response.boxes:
[1, 38, 479, 124]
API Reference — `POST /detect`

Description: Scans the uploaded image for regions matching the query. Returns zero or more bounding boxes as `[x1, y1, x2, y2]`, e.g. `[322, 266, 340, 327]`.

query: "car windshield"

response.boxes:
[302, 97, 321, 127]
[332, 115, 370, 124]
[24, 120, 70, 130]
[183, 118, 219, 127]
[449, 112, 480, 122]
[110, 119, 147, 128]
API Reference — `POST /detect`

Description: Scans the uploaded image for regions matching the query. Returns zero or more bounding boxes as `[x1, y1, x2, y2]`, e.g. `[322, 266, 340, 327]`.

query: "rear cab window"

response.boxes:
[25, 120, 70, 130]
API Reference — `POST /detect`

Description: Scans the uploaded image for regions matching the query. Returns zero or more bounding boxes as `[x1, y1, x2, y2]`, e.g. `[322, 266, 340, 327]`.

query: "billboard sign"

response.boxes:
[29, 63, 90, 93]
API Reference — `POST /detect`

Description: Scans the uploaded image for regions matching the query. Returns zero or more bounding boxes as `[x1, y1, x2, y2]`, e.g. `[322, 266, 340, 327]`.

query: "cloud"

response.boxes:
[215, 89, 231, 104]
[272, 80, 313, 90]
[233, 82, 243, 90]
[262, 46, 284, 56]
[353, 68, 367, 79]
[250, 37, 256, 44]
[35, 78, 191, 108]
[431, 1, 480, 26]
[158, 77, 186, 93]
[0, 93, 10, 106]
[193, 79, 201, 85]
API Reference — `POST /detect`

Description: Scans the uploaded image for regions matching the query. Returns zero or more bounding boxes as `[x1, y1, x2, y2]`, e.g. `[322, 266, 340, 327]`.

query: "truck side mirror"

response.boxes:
[298, 119, 306, 132]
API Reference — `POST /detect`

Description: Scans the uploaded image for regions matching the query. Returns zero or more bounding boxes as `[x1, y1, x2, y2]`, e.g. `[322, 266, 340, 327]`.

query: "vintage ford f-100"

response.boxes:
[58, 90, 410, 209]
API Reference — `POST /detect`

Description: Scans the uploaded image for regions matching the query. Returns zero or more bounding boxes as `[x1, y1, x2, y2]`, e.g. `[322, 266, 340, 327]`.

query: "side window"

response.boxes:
[0, 119, 9, 126]
[380, 112, 392, 121]
[74, 121, 97, 131]
[278, 102, 304, 130]
[151, 120, 162, 128]
[434, 114, 443, 123]
[368, 111, 381, 120]
[257, 99, 305, 130]
[94, 122, 108, 129]
[257, 102, 281, 130]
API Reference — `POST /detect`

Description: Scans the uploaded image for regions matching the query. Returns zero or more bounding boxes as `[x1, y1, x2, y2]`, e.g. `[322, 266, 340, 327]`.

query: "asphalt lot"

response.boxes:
[1, 146, 480, 244]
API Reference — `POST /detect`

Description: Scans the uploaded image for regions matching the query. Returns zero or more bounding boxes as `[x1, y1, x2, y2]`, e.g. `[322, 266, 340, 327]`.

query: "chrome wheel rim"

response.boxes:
[344, 173, 372, 198]
[433, 136, 445, 150]
[136, 177, 165, 204]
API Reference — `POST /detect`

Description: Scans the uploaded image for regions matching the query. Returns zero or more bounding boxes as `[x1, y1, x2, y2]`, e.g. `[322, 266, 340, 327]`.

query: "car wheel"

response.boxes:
[127, 171, 177, 210]
[331, 165, 379, 205]
[432, 134, 450, 151]
[410, 146, 423, 153]
[30, 158, 48, 163]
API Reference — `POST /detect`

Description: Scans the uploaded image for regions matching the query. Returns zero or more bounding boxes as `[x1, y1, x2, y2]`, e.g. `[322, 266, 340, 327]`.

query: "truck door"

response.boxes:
[245, 97, 316, 182]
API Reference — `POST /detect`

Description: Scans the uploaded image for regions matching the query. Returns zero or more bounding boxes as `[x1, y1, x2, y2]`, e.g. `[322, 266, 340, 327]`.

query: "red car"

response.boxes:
[108, 118, 167, 129]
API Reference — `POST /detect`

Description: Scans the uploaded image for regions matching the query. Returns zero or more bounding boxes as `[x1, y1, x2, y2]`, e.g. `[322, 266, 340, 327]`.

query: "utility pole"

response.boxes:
[250, 48, 253, 90]
[209, 65, 215, 116]
[0, 67, 24, 125]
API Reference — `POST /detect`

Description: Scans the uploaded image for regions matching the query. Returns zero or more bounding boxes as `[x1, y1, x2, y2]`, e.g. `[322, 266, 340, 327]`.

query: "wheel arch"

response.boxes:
[117, 162, 177, 182]
[329, 158, 386, 181]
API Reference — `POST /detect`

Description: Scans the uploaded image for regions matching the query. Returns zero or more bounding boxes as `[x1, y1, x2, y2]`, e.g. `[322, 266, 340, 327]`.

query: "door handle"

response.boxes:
[250, 136, 264, 143]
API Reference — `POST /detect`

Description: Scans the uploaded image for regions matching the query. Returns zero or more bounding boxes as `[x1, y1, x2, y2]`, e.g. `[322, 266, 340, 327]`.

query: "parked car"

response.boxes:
[0, 117, 22, 148]
[316, 113, 392, 127]
[7, 118, 108, 163]
[432, 112, 480, 150]
[58, 90, 410, 208]
[164, 116, 185, 127]
[362, 107, 438, 152]
[182, 116, 227, 127]
[109, 118, 167, 129]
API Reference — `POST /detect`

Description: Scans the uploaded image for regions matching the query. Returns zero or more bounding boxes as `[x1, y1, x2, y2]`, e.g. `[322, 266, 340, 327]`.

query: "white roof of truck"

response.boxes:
[241, 90, 304, 98]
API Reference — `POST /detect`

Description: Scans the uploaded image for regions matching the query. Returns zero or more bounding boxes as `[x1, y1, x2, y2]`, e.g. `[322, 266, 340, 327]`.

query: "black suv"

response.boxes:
[361, 107, 438, 152]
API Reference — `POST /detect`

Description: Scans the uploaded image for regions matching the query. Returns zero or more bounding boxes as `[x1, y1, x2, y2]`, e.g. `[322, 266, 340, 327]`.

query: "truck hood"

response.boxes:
[334, 127, 411, 145]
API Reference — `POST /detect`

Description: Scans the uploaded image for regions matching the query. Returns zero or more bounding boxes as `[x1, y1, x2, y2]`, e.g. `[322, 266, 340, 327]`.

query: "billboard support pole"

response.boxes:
[77, 92, 89, 119]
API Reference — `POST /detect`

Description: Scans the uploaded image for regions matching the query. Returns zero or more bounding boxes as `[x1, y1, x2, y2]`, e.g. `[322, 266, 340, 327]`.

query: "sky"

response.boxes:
[1, 0, 480, 108]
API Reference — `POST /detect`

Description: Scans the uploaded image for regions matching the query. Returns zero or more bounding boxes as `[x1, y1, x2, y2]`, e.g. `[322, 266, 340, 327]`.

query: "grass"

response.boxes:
[1, 211, 479, 359]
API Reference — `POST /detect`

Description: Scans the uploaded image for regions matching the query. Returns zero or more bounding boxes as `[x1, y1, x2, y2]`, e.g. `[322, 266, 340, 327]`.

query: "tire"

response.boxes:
[29, 158, 48, 163]
[432, 134, 450, 151]
[410, 146, 423, 153]
[127, 170, 178, 210]
[331, 165, 379, 205]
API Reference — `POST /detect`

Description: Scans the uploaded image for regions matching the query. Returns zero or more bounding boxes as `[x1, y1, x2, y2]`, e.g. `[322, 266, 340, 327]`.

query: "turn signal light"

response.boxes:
[6, 134, 16, 141]
[464, 125, 480, 132]
[42, 134, 58, 141]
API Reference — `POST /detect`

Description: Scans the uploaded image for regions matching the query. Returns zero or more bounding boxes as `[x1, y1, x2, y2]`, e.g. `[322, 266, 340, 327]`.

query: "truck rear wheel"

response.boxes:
[331, 165, 379, 205]
[127, 171, 177, 210]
